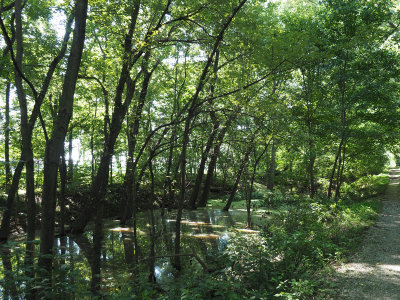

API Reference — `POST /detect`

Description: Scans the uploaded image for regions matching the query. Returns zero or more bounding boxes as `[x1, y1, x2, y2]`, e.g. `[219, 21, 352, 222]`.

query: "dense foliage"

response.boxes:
[0, 0, 399, 298]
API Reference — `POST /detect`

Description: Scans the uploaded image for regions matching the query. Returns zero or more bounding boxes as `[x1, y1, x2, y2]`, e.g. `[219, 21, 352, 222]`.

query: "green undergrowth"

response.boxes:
[162, 178, 386, 299]
[218, 197, 382, 299]
[0, 174, 388, 299]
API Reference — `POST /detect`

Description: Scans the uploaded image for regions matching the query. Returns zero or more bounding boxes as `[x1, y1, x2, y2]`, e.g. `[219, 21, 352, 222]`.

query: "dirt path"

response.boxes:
[329, 169, 400, 299]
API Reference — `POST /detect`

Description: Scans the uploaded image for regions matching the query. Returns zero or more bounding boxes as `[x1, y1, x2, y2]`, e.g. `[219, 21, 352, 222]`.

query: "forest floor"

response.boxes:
[327, 168, 400, 299]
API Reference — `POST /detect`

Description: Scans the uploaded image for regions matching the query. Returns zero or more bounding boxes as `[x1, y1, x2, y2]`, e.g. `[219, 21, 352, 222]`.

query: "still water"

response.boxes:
[68, 209, 265, 279]
[1, 208, 269, 297]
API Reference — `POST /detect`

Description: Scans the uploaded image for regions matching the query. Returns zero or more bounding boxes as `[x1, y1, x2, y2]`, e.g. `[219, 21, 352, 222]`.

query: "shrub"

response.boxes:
[341, 174, 389, 201]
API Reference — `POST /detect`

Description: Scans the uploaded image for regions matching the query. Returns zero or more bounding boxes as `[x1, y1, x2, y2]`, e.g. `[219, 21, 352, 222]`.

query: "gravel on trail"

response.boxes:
[330, 169, 400, 299]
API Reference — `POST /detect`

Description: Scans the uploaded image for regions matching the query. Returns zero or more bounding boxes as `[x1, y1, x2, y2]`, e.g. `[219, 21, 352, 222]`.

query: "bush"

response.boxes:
[341, 174, 389, 201]
[257, 190, 294, 208]
[220, 195, 381, 299]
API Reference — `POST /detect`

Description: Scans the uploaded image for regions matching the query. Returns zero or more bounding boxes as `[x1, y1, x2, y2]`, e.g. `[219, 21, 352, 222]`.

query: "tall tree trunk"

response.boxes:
[174, 107, 195, 271]
[328, 71, 347, 199]
[148, 159, 156, 283]
[120, 117, 135, 222]
[306, 106, 316, 198]
[0, 0, 73, 244]
[12, 2, 37, 298]
[90, 101, 97, 180]
[4, 82, 11, 189]
[59, 144, 67, 236]
[334, 80, 347, 200]
[68, 127, 74, 181]
[38, 0, 88, 282]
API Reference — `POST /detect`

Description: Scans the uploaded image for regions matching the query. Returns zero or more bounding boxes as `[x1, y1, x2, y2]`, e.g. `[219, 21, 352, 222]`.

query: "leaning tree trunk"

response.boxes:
[0, 162, 24, 242]
[188, 51, 220, 210]
[246, 144, 268, 228]
[188, 122, 219, 209]
[197, 117, 232, 208]
[121, 50, 153, 223]
[174, 0, 249, 271]
[223, 149, 251, 212]
[70, 0, 172, 233]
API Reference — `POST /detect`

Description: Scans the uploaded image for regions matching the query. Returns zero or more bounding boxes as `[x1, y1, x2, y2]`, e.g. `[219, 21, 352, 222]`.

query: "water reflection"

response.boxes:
[79, 209, 266, 283]
[0, 208, 268, 297]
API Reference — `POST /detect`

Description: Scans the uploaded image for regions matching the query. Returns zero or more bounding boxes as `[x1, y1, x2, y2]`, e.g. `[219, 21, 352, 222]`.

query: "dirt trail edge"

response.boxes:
[329, 168, 400, 299]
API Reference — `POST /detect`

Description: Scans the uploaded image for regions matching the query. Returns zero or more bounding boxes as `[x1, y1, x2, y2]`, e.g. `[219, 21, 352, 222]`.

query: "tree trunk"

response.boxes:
[246, 145, 268, 228]
[266, 139, 276, 190]
[121, 50, 153, 223]
[188, 51, 220, 210]
[148, 159, 156, 283]
[120, 120, 135, 222]
[70, 0, 175, 233]
[188, 122, 219, 209]
[222, 149, 251, 211]
[91, 202, 104, 295]
[0, 0, 73, 245]
[197, 119, 231, 207]
[59, 144, 67, 236]
[328, 139, 343, 199]
[90, 101, 97, 180]
[308, 138, 316, 198]
[12, 3, 37, 297]
[174, 108, 193, 271]
[4, 82, 11, 188]
[38, 0, 88, 281]
[68, 128, 73, 181]
[335, 141, 346, 200]
[0, 246, 19, 300]
[0, 162, 23, 242]
[162, 130, 176, 213]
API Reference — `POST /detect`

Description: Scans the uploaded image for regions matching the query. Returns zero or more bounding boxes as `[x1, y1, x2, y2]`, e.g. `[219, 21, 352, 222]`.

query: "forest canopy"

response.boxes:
[1, 0, 400, 298]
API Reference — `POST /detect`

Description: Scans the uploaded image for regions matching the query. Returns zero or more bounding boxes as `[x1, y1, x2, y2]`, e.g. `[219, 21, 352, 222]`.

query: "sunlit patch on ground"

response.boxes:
[109, 227, 147, 235]
[235, 228, 259, 234]
[181, 220, 210, 226]
[378, 264, 400, 272]
[336, 263, 375, 274]
[110, 227, 133, 232]
[190, 233, 220, 239]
